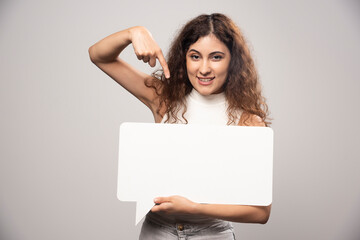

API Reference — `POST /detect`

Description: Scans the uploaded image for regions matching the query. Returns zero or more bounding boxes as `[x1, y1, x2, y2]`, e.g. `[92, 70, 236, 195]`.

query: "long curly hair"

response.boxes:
[146, 13, 270, 126]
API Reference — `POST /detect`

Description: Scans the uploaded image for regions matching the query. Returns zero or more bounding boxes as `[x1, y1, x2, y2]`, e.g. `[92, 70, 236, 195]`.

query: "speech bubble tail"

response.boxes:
[135, 200, 154, 225]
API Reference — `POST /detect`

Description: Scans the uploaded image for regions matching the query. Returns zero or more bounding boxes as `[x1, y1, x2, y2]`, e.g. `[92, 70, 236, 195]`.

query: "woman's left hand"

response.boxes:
[151, 195, 198, 215]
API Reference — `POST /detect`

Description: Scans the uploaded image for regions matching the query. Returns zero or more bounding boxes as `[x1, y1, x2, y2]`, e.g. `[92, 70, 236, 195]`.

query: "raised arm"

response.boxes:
[88, 26, 169, 115]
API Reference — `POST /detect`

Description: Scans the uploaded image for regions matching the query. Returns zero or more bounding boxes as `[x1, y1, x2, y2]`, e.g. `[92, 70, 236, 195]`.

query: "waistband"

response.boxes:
[145, 211, 233, 233]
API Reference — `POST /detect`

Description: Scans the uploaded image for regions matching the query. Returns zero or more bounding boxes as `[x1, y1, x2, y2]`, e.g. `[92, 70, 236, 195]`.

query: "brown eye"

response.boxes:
[212, 55, 223, 60]
[191, 54, 200, 60]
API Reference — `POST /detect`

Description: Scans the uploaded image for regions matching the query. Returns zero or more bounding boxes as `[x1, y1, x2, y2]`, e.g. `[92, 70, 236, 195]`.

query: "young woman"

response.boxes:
[89, 13, 271, 239]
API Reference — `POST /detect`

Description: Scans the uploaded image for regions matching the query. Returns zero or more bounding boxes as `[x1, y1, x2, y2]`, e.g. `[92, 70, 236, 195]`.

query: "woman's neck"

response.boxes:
[189, 88, 226, 105]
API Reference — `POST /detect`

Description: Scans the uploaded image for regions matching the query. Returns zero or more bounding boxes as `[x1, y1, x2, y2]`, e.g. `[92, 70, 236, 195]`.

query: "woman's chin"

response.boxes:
[193, 86, 223, 96]
[194, 87, 212, 96]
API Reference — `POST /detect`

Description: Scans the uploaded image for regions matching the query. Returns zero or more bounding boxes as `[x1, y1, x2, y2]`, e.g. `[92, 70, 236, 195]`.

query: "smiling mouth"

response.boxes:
[197, 77, 215, 82]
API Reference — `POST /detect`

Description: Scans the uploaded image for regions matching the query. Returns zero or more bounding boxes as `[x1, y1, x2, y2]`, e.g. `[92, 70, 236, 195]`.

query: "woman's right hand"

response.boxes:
[129, 26, 170, 78]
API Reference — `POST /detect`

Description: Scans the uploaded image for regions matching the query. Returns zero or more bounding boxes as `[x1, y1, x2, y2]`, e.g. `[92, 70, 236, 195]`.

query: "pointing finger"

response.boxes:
[156, 50, 170, 79]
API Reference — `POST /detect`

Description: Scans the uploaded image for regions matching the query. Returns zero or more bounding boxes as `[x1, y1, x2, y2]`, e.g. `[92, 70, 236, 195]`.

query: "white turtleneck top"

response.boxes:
[161, 88, 241, 125]
[148, 88, 241, 223]
[149, 88, 242, 223]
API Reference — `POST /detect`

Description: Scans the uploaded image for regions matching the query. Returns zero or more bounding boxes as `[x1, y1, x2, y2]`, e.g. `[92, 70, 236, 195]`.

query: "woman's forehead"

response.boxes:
[188, 34, 229, 54]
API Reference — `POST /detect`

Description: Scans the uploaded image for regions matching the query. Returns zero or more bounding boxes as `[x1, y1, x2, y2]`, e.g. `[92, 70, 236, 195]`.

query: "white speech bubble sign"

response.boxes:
[117, 122, 273, 225]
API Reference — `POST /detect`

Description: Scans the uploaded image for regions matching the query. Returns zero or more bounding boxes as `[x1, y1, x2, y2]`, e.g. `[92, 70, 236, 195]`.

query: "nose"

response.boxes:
[199, 60, 211, 76]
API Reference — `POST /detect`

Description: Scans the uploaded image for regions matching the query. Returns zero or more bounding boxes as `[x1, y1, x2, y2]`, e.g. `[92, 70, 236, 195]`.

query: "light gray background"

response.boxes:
[1, 0, 359, 239]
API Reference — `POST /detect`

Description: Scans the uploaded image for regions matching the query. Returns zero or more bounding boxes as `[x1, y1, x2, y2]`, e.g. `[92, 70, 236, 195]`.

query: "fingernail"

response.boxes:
[154, 198, 158, 202]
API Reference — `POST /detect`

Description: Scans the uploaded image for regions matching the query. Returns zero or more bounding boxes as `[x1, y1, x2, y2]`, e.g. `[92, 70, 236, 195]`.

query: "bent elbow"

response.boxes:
[258, 206, 271, 224]
[259, 213, 270, 224]
[88, 46, 97, 63]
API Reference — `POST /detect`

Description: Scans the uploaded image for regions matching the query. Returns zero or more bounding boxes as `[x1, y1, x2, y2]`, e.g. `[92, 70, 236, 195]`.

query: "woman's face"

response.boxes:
[186, 34, 231, 96]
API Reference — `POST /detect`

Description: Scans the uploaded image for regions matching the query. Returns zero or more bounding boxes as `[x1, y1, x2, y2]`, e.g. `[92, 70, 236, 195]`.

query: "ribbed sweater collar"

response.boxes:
[188, 88, 226, 105]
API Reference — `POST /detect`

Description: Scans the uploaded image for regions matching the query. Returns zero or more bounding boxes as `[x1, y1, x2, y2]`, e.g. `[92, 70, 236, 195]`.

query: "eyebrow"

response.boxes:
[188, 49, 226, 55]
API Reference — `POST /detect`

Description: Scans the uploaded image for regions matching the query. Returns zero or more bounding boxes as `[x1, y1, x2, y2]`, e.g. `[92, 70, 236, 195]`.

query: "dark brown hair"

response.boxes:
[146, 13, 270, 126]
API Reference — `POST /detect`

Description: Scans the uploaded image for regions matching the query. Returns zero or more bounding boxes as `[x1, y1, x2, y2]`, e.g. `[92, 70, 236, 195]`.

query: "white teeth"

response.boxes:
[198, 78, 213, 82]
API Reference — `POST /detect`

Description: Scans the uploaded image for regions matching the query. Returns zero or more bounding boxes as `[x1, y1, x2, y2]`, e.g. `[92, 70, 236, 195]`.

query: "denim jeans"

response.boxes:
[139, 212, 236, 240]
